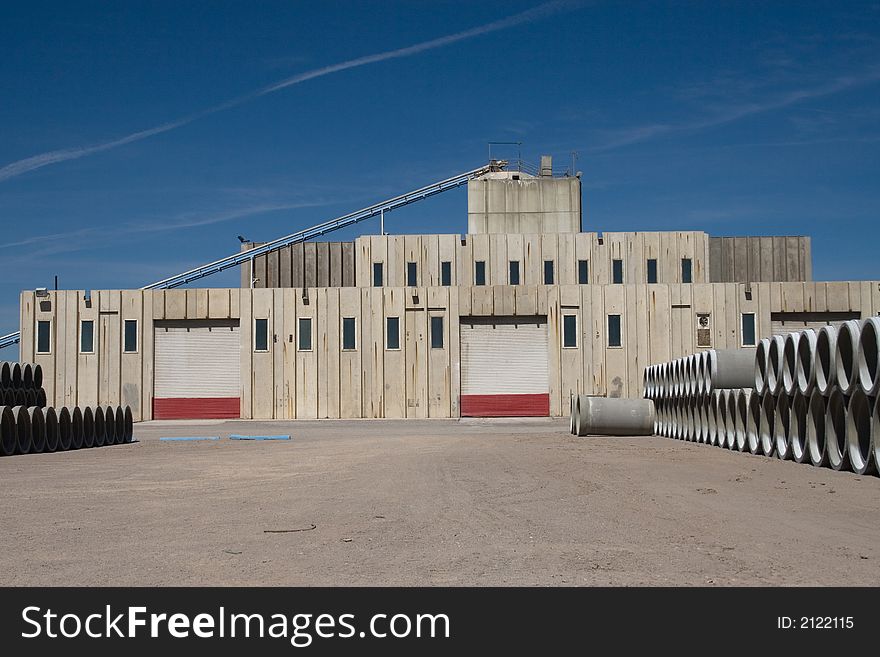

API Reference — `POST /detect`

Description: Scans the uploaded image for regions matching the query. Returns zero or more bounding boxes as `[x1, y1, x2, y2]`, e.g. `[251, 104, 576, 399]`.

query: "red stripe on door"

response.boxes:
[153, 398, 240, 420]
[460, 393, 550, 417]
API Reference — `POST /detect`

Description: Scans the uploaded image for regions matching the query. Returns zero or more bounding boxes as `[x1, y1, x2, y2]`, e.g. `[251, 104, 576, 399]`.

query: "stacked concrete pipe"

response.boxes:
[0, 402, 134, 457]
[0, 361, 47, 411]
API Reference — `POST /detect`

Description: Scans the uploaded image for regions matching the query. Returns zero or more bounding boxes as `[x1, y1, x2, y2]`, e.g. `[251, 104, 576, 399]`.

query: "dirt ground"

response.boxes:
[1, 417, 879, 586]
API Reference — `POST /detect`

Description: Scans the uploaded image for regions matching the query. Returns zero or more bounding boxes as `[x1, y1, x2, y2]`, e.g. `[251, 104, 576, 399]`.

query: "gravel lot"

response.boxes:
[1, 417, 878, 586]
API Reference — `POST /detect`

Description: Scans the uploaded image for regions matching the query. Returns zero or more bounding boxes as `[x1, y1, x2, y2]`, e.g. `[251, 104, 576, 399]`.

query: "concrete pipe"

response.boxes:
[685, 356, 697, 399]
[670, 400, 681, 439]
[725, 389, 739, 449]
[123, 405, 133, 443]
[103, 405, 117, 445]
[806, 390, 827, 468]
[706, 393, 718, 446]
[0, 361, 10, 388]
[13, 389, 27, 407]
[834, 320, 861, 395]
[26, 406, 46, 454]
[44, 406, 59, 452]
[686, 398, 699, 441]
[575, 396, 655, 436]
[82, 406, 95, 448]
[570, 395, 576, 435]
[699, 351, 711, 397]
[71, 406, 84, 450]
[796, 329, 818, 395]
[754, 338, 770, 395]
[816, 325, 838, 396]
[642, 369, 649, 400]
[652, 399, 660, 435]
[58, 407, 72, 451]
[873, 396, 880, 478]
[782, 332, 800, 396]
[25, 389, 37, 407]
[734, 389, 750, 452]
[766, 336, 786, 396]
[0, 406, 15, 456]
[1, 389, 13, 406]
[789, 392, 809, 464]
[10, 362, 22, 389]
[93, 407, 107, 447]
[36, 388, 47, 409]
[22, 363, 33, 389]
[32, 363, 43, 389]
[694, 397, 707, 443]
[845, 389, 876, 476]
[670, 359, 681, 399]
[11, 405, 31, 455]
[759, 393, 776, 457]
[710, 348, 757, 393]
[825, 389, 849, 471]
[774, 392, 792, 460]
[716, 390, 731, 448]
[677, 399, 687, 440]
[746, 391, 761, 455]
[857, 316, 880, 396]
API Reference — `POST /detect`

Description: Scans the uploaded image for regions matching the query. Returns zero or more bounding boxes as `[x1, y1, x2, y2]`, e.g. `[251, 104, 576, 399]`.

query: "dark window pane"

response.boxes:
[298, 318, 312, 351]
[430, 316, 444, 349]
[81, 320, 94, 353]
[255, 318, 269, 351]
[474, 261, 486, 286]
[407, 262, 417, 287]
[544, 260, 554, 285]
[123, 320, 138, 352]
[578, 259, 589, 284]
[612, 259, 623, 284]
[681, 258, 693, 283]
[36, 321, 51, 354]
[440, 261, 451, 286]
[563, 315, 577, 348]
[373, 262, 384, 287]
[742, 313, 756, 346]
[608, 315, 622, 347]
[386, 317, 400, 350]
[342, 317, 356, 350]
[509, 261, 520, 285]
[647, 259, 658, 284]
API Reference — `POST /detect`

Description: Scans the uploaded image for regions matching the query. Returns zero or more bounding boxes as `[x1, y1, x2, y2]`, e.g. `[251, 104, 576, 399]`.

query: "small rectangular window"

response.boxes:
[80, 320, 94, 354]
[681, 258, 693, 283]
[342, 317, 356, 351]
[123, 319, 138, 353]
[612, 259, 623, 284]
[298, 317, 312, 351]
[386, 317, 400, 350]
[741, 313, 757, 347]
[373, 262, 384, 287]
[543, 260, 555, 285]
[647, 259, 658, 284]
[430, 316, 444, 349]
[406, 261, 417, 287]
[578, 259, 589, 284]
[440, 261, 452, 286]
[36, 320, 51, 354]
[509, 261, 520, 285]
[562, 315, 577, 348]
[608, 314, 622, 347]
[474, 261, 486, 286]
[254, 318, 269, 351]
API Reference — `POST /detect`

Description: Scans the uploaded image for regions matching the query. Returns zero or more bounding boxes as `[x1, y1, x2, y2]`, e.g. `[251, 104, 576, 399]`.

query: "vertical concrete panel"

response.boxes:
[604, 285, 626, 398]
[99, 291, 121, 407]
[295, 289, 318, 419]
[316, 242, 330, 288]
[785, 236, 800, 281]
[541, 234, 558, 287]
[342, 241, 356, 287]
[449, 289, 461, 417]
[423, 235, 439, 287]
[490, 233, 507, 285]
[251, 288, 274, 419]
[329, 242, 343, 288]
[560, 286, 582, 401]
[825, 282, 849, 312]
[590, 285, 606, 394]
[141, 290, 154, 420]
[634, 285, 649, 398]
[772, 237, 786, 282]
[580, 285, 594, 394]
[324, 288, 341, 419]
[515, 285, 538, 316]
[724, 284, 738, 348]
[403, 235, 421, 287]
[405, 304, 428, 419]
[76, 291, 98, 408]
[208, 289, 230, 319]
[523, 234, 541, 285]
[438, 234, 457, 286]
[756, 283, 773, 341]
[387, 236, 405, 287]
[64, 291, 79, 408]
[303, 243, 317, 288]
[546, 286, 562, 415]
[368, 288, 385, 417]
[558, 233, 577, 285]
[383, 288, 406, 417]
[282, 288, 297, 419]
[280, 245, 292, 288]
[120, 290, 143, 417]
[339, 288, 362, 418]
[239, 289, 253, 419]
[273, 288, 286, 419]
[648, 284, 671, 366]
[292, 242, 305, 288]
[780, 282, 805, 313]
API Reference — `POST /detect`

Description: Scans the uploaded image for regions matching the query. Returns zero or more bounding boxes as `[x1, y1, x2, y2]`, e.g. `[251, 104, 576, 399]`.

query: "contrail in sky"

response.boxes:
[0, 1, 579, 183]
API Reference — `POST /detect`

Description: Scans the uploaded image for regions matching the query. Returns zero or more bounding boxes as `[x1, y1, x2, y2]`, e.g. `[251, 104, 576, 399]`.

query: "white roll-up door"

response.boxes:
[153, 320, 240, 419]
[460, 316, 549, 416]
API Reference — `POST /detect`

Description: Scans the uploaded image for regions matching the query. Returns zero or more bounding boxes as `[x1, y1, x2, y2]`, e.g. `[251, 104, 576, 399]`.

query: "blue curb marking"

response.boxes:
[228, 435, 291, 441]
[160, 436, 220, 442]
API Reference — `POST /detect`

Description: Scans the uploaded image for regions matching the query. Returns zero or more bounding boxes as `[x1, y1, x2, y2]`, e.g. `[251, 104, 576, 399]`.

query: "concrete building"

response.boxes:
[17, 157, 871, 421]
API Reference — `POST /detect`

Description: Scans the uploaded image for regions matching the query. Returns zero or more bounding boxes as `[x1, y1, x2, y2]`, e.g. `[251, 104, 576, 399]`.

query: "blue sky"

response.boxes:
[1, 0, 879, 342]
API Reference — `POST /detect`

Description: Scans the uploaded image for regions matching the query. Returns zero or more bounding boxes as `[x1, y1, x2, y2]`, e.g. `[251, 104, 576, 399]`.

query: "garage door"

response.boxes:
[460, 316, 549, 417]
[153, 320, 241, 419]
